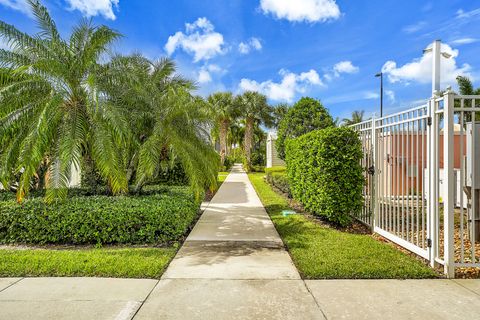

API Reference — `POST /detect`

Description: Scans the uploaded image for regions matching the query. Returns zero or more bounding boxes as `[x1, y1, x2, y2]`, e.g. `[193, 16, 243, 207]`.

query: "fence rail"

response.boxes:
[352, 92, 480, 277]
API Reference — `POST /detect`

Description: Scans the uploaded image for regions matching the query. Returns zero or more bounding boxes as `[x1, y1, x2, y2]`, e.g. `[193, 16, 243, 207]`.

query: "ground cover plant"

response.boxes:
[249, 172, 438, 279]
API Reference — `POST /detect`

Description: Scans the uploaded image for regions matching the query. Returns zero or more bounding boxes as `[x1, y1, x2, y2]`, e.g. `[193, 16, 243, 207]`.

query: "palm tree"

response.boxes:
[342, 110, 365, 126]
[272, 103, 289, 128]
[457, 76, 480, 96]
[207, 92, 238, 165]
[102, 55, 218, 196]
[0, 0, 127, 202]
[456, 76, 480, 121]
[236, 91, 273, 169]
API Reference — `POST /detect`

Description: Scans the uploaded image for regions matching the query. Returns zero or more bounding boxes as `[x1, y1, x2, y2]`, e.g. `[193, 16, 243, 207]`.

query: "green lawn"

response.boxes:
[0, 247, 176, 279]
[218, 171, 229, 183]
[248, 173, 438, 279]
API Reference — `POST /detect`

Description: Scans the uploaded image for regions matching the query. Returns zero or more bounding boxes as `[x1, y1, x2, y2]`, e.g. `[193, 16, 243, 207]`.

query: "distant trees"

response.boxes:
[342, 110, 365, 126]
[457, 76, 480, 96]
[236, 91, 274, 170]
[207, 92, 239, 166]
[276, 97, 334, 160]
[272, 103, 289, 128]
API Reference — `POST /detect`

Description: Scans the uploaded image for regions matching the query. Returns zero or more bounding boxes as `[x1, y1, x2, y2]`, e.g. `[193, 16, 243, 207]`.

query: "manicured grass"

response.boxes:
[218, 171, 229, 183]
[0, 247, 176, 279]
[248, 173, 438, 279]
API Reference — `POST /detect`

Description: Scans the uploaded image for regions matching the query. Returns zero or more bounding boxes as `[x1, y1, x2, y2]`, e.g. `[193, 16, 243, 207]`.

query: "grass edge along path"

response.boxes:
[0, 247, 176, 279]
[0, 172, 229, 279]
[248, 172, 438, 279]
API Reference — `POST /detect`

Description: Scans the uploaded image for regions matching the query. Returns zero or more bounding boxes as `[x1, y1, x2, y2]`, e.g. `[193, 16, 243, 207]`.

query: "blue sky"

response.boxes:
[1, 0, 479, 119]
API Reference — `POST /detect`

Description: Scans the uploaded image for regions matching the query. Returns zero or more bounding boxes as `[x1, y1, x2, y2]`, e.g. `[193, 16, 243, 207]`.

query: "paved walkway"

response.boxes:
[1, 164, 480, 319]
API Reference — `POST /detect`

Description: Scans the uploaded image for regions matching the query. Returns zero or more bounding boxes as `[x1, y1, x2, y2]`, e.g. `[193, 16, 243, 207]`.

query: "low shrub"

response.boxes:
[266, 171, 290, 196]
[285, 127, 363, 227]
[265, 166, 286, 174]
[250, 165, 265, 173]
[251, 150, 265, 167]
[0, 186, 201, 245]
[222, 155, 235, 171]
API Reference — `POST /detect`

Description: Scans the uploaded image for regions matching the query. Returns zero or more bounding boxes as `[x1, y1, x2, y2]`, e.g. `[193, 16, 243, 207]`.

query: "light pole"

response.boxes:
[423, 39, 452, 95]
[375, 72, 383, 117]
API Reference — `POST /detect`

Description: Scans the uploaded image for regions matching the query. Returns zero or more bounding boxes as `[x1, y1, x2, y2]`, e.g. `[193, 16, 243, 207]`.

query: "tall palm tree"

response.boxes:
[0, 0, 127, 202]
[102, 55, 219, 196]
[272, 103, 289, 129]
[207, 92, 238, 165]
[456, 76, 480, 121]
[457, 76, 480, 96]
[236, 91, 273, 169]
[342, 110, 365, 126]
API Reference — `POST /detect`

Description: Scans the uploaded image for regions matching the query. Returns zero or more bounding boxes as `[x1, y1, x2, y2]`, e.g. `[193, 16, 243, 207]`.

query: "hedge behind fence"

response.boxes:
[285, 127, 363, 226]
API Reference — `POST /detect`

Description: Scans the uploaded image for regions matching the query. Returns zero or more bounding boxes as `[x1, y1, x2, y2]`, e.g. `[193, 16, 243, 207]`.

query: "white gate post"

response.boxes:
[427, 97, 437, 268]
[443, 90, 455, 278]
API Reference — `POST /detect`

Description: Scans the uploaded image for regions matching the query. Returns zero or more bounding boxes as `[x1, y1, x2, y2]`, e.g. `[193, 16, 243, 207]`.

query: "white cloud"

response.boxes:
[451, 38, 478, 45]
[333, 60, 359, 75]
[324, 60, 359, 81]
[456, 8, 480, 20]
[239, 69, 324, 102]
[65, 0, 119, 20]
[385, 90, 395, 102]
[403, 21, 426, 34]
[197, 64, 225, 84]
[382, 43, 472, 87]
[363, 91, 379, 100]
[362, 90, 394, 102]
[238, 37, 262, 54]
[198, 69, 212, 84]
[165, 17, 226, 63]
[260, 0, 341, 23]
[0, 0, 30, 14]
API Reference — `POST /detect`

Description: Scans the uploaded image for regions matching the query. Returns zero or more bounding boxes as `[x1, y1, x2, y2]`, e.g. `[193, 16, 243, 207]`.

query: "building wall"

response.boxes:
[266, 132, 286, 168]
[378, 132, 466, 196]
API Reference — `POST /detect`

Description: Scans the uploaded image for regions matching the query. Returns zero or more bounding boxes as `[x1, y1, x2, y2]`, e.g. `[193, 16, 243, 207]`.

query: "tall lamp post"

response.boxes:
[423, 39, 452, 96]
[375, 72, 383, 117]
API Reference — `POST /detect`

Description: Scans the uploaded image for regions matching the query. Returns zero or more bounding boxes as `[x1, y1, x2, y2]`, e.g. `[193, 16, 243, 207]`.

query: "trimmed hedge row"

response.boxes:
[265, 169, 290, 197]
[285, 127, 363, 226]
[0, 186, 201, 245]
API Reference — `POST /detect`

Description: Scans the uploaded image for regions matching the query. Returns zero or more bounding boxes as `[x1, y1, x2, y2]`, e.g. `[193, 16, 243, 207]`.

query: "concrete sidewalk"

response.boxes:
[1, 164, 480, 319]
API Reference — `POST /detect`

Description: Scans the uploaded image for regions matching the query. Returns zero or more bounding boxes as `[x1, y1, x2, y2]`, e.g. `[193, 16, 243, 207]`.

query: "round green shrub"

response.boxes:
[285, 127, 363, 226]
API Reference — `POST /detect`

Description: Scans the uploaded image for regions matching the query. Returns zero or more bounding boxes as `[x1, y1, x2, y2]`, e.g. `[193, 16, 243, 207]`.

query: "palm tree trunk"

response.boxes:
[244, 117, 254, 170]
[219, 119, 229, 165]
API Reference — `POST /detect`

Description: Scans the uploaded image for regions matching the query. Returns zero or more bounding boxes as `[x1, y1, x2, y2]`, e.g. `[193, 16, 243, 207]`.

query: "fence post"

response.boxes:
[427, 97, 437, 268]
[443, 90, 455, 278]
[371, 115, 377, 231]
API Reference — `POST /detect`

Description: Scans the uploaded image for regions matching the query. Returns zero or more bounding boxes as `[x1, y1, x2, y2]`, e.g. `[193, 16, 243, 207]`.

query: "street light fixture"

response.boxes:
[375, 72, 383, 117]
[423, 40, 452, 95]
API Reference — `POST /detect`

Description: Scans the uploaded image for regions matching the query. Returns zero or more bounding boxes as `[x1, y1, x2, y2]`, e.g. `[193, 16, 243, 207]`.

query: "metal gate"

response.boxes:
[352, 90, 480, 277]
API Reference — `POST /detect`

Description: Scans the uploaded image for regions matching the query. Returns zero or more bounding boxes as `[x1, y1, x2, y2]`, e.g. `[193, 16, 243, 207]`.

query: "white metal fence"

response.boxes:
[352, 91, 480, 277]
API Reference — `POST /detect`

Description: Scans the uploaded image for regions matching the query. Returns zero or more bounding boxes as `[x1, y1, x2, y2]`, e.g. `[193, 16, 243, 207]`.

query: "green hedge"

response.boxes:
[0, 186, 201, 245]
[266, 171, 290, 196]
[285, 127, 363, 226]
